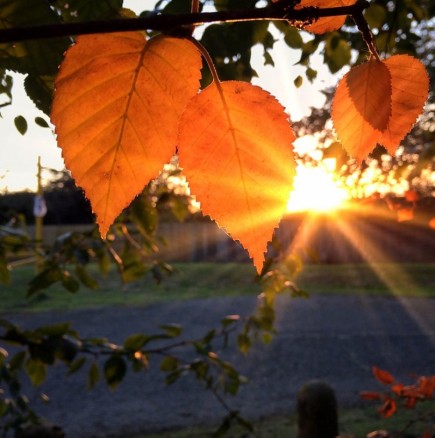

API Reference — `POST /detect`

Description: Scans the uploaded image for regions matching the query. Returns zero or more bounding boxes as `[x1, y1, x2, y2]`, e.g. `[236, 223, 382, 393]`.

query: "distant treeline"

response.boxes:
[0, 176, 94, 225]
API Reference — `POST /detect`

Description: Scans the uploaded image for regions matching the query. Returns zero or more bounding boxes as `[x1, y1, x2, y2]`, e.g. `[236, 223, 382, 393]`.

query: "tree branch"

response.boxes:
[0, 0, 370, 44]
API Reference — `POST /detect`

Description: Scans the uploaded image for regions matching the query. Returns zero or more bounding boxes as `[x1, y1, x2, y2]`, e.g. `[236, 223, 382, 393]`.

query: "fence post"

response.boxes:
[297, 380, 339, 438]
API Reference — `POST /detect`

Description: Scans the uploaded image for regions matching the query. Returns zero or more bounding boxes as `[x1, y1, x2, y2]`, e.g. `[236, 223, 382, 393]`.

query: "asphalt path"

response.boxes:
[2, 294, 435, 437]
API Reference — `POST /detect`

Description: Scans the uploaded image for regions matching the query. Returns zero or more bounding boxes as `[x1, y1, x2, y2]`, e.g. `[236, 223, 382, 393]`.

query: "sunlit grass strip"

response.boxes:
[1, 262, 434, 313]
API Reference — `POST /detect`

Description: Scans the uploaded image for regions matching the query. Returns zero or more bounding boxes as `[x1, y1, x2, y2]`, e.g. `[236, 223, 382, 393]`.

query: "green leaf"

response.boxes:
[34, 116, 49, 128]
[54, 0, 123, 22]
[165, 368, 183, 385]
[130, 195, 158, 236]
[160, 324, 183, 338]
[170, 196, 190, 222]
[68, 357, 86, 375]
[35, 322, 71, 337]
[237, 333, 251, 355]
[283, 26, 304, 49]
[104, 355, 127, 389]
[75, 265, 99, 289]
[0, 399, 8, 417]
[294, 75, 303, 88]
[123, 333, 149, 351]
[25, 358, 46, 386]
[61, 271, 80, 293]
[159, 0, 191, 14]
[306, 67, 317, 82]
[325, 33, 351, 74]
[263, 50, 274, 66]
[14, 115, 27, 135]
[27, 267, 62, 296]
[24, 75, 54, 115]
[364, 3, 387, 29]
[160, 356, 179, 372]
[0, 0, 70, 113]
[55, 338, 79, 363]
[9, 351, 26, 371]
[87, 361, 100, 389]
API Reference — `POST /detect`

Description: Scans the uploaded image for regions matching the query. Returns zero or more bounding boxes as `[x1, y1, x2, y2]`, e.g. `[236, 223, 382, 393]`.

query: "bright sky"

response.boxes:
[0, 0, 339, 193]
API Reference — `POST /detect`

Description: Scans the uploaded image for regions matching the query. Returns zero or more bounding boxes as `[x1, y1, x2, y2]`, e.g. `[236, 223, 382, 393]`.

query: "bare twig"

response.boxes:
[0, 1, 370, 44]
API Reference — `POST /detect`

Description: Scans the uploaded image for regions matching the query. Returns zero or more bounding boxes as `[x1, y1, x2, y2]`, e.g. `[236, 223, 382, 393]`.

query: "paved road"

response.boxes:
[2, 294, 435, 437]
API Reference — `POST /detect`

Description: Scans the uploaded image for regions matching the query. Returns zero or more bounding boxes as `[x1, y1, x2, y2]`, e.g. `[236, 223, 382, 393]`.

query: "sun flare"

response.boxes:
[287, 160, 350, 213]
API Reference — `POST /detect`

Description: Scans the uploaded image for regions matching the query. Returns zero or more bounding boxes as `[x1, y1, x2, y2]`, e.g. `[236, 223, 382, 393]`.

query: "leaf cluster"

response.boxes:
[361, 366, 435, 437]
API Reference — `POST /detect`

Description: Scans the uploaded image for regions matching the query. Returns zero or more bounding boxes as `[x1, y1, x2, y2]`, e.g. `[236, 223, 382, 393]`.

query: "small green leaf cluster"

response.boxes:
[0, 223, 29, 284]
[0, 320, 78, 435]
[0, 310, 254, 436]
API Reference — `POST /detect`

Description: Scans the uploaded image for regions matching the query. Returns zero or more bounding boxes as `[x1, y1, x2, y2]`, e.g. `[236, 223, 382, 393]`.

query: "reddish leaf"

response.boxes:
[360, 391, 383, 401]
[373, 366, 395, 385]
[419, 376, 434, 398]
[405, 397, 417, 409]
[391, 384, 404, 396]
[178, 81, 295, 273]
[51, 33, 202, 236]
[346, 60, 391, 131]
[380, 55, 430, 154]
[378, 398, 397, 418]
[295, 0, 356, 34]
[332, 55, 429, 162]
[331, 58, 391, 161]
[405, 189, 419, 203]
[397, 208, 414, 223]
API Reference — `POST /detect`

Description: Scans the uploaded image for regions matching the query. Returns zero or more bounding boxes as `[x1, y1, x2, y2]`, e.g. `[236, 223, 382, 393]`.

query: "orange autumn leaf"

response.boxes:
[332, 55, 429, 161]
[405, 189, 419, 203]
[295, 0, 356, 34]
[397, 208, 414, 223]
[178, 81, 295, 273]
[378, 398, 397, 418]
[379, 55, 430, 154]
[360, 391, 382, 401]
[373, 366, 395, 385]
[332, 58, 391, 161]
[51, 32, 202, 237]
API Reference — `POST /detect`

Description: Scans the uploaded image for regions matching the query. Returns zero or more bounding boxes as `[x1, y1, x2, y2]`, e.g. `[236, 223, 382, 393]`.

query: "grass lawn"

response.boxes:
[137, 402, 435, 437]
[0, 262, 434, 313]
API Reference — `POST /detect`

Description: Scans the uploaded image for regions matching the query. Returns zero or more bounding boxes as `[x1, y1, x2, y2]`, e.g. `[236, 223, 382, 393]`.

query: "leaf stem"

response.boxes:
[0, 2, 370, 43]
[351, 0, 380, 61]
[189, 38, 221, 85]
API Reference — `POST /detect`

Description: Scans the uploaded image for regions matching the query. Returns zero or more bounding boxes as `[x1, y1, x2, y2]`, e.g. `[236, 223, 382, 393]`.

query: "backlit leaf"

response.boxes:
[51, 33, 202, 237]
[346, 59, 391, 131]
[332, 58, 391, 161]
[373, 366, 394, 385]
[332, 55, 429, 161]
[378, 398, 396, 418]
[179, 81, 295, 273]
[379, 55, 429, 154]
[295, 0, 356, 34]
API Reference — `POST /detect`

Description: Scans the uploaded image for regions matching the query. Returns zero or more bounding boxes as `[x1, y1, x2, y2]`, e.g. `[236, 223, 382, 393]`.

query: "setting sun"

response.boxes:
[287, 160, 350, 213]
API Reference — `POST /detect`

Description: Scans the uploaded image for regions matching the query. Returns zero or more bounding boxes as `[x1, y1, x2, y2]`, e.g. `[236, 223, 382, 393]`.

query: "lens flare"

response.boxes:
[287, 160, 350, 213]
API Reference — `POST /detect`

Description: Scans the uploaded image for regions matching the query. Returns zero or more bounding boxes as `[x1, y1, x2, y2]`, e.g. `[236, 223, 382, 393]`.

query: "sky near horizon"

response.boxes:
[0, 0, 339, 193]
